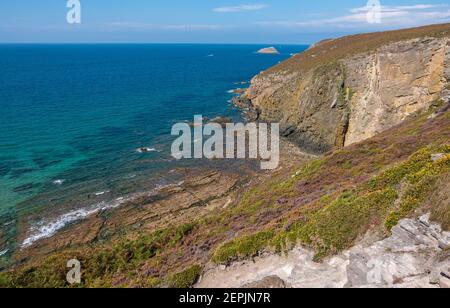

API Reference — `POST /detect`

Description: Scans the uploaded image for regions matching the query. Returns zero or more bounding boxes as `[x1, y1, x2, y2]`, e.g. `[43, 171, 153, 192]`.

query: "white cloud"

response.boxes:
[255, 3, 450, 29]
[419, 9, 450, 19]
[350, 4, 445, 13]
[108, 22, 234, 31]
[213, 4, 268, 13]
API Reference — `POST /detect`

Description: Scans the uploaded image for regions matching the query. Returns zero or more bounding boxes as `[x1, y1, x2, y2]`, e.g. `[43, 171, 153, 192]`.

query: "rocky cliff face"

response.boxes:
[245, 24, 450, 153]
[343, 37, 449, 145]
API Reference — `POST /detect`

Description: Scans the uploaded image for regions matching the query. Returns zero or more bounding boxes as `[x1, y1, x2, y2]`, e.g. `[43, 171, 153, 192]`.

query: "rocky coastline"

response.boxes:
[1, 24, 450, 288]
[12, 130, 310, 265]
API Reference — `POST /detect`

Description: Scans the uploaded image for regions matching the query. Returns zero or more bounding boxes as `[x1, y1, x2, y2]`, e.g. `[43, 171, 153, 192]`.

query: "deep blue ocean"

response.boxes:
[0, 44, 307, 253]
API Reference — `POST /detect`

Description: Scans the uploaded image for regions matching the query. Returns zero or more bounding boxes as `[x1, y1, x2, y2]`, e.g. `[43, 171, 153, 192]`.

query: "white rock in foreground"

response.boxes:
[196, 214, 450, 288]
[347, 214, 450, 288]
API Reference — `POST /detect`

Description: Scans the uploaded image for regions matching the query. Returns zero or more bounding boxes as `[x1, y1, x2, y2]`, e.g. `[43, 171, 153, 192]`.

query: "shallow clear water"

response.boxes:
[0, 44, 307, 252]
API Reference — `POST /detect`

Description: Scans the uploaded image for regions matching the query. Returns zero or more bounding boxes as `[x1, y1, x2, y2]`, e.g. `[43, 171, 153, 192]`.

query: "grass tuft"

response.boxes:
[212, 231, 274, 264]
[167, 264, 202, 288]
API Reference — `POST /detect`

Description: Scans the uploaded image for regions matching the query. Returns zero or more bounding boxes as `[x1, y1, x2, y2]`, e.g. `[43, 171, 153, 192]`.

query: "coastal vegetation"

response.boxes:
[264, 23, 450, 76]
[1, 100, 449, 288]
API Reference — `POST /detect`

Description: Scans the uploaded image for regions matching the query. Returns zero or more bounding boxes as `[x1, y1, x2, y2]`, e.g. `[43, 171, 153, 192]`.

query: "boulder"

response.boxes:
[440, 274, 450, 288]
[242, 276, 290, 288]
[209, 116, 232, 127]
[347, 214, 450, 288]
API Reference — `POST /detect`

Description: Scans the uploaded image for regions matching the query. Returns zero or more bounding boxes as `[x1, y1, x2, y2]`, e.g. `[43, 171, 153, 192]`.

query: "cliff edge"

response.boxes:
[244, 23, 450, 153]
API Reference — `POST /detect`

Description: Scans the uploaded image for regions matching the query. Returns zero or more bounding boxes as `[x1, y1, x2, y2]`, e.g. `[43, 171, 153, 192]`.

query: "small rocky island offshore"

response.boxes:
[256, 47, 280, 54]
[1, 23, 450, 288]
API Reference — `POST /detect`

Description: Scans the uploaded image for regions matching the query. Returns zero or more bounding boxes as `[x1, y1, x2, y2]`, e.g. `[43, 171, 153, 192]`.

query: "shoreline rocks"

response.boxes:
[136, 147, 156, 153]
[13, 170, 243, 261]
[209, 116, 232, 127]
[232, 96, 259, 121]
[228, 88, 247, 95]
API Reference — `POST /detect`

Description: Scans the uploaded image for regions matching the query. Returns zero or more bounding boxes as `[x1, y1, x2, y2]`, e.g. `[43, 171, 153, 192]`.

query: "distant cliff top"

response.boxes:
[263, 23, 450, 76]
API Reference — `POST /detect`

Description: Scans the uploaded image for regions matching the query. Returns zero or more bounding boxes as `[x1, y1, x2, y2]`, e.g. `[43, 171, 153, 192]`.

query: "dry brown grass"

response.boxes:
[427, 174, 450, 231]
[265, 23, 450, 76]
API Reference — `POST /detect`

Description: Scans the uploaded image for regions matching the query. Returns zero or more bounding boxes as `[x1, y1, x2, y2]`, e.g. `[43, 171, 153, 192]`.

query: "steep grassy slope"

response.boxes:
[1, 100, 449, 288]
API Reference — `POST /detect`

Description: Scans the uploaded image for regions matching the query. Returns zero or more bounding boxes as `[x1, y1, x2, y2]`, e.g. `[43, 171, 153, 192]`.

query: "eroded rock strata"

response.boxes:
[14, 171, 242, 261]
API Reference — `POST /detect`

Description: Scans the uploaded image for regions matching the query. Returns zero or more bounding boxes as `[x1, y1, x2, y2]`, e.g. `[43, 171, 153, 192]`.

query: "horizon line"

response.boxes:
[0, 42, 312, 45]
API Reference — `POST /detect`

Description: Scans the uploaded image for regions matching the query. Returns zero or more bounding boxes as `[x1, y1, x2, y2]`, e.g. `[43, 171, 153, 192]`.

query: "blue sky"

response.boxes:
[0, 0, 449, 43]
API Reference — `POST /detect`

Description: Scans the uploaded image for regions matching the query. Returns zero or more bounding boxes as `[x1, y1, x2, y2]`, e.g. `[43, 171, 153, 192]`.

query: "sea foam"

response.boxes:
[20, 198, 126, 248]
[20, 181, 184, 249]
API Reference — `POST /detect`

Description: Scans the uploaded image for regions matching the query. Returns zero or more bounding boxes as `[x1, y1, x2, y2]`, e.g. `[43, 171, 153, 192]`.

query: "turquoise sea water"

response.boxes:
[0, 44, 307, 253]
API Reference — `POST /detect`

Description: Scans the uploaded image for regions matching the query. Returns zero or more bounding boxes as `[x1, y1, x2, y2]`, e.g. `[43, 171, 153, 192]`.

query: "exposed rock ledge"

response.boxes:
[15, 170, 242, 261]
[196, 214, 450, 288]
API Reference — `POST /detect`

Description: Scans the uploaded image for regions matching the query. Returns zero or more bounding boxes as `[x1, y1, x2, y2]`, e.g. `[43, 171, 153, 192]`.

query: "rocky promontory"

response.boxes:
[244, 24, 450, 153]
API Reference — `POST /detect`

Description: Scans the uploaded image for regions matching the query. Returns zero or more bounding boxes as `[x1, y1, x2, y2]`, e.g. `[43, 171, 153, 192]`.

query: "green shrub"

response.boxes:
[167, 264, 202, 288]
[0, 272, 12, 288]
[385, 153, 450, 230]
[212, 231, 274, 264]
[1, 222, 198, 288]
[366, 147, 432, 191]
[276, 189, 398, 260]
